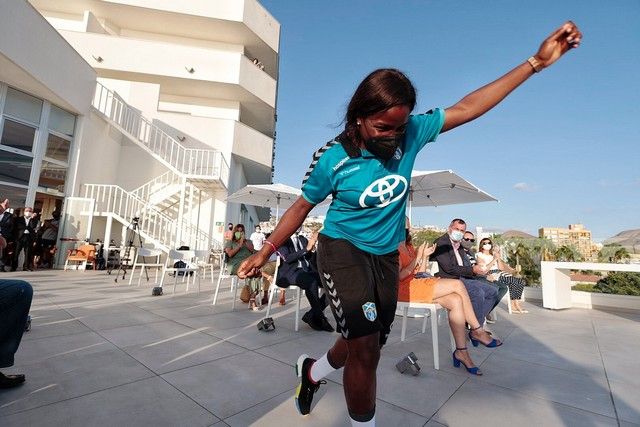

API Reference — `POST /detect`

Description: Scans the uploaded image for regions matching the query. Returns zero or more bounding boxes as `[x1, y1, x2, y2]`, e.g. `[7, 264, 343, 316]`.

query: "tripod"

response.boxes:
[109, 217, 148, 283]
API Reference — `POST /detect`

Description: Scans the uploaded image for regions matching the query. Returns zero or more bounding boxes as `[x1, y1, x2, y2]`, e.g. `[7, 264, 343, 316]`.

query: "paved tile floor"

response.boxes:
[0, 269, 638, 426]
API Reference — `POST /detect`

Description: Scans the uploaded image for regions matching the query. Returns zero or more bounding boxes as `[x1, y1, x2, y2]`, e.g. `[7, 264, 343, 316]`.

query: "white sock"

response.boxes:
[309, 353, 337, 383]
[350, 414, 375, 426]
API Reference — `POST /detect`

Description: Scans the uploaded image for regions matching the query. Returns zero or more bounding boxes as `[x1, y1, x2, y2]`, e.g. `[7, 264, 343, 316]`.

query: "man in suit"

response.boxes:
[0, 199, 14, 271]
[277, 230, 333, 332]
[432, 218, 498, 324]
[11, 207, 38, 272]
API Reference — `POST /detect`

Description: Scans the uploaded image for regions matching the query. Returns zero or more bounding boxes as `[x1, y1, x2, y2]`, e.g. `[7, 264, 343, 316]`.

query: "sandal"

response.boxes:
[469, 325, 502, 348]
[452, 348, 482, 375]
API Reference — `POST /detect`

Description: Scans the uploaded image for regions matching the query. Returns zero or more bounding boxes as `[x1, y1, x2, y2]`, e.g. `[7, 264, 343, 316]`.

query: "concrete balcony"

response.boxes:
[59, 31, 276, 108]
[31, 0, 279, 76]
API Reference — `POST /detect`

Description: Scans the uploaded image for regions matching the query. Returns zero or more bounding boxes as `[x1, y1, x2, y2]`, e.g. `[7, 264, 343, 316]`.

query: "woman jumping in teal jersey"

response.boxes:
[238, 21, 582, 426]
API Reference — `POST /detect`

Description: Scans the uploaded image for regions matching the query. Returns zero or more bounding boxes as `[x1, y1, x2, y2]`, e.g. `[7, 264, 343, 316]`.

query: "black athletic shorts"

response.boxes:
[316, 234, 399, 346]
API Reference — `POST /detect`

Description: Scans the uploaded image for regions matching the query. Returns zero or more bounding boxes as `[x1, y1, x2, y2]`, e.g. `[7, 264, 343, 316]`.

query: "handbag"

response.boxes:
[239, 283, 252, 303]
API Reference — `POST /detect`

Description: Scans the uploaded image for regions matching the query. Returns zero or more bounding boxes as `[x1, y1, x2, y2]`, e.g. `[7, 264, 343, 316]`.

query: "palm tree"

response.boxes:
[613, 247, 630, 263]
[554, 245, 582, 262]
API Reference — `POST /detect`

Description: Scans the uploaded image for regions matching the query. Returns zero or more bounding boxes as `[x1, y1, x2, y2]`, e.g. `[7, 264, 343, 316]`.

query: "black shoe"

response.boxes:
[318, 316, 334, 332]
[302, 311, 323, 331]
[295, 355, 325, 415]
[0, 372, 26, 389]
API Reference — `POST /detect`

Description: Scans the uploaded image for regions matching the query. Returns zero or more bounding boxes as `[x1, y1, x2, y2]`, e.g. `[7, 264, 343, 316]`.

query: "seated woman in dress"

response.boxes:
[224, 224, 261, 309]
[475, 238, 528, 314]
[398, 225, 501, 375]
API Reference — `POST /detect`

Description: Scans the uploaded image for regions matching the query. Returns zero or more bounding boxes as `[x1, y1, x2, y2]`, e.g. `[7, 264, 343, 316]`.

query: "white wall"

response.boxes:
[0, 1, 95, 114]
[73, 112, 123, 193]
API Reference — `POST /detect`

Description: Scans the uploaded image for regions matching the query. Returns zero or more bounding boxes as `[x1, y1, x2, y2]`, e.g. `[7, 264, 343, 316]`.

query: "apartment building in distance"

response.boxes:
[539, 223, 599, 260]
[1, 0, 279, 265]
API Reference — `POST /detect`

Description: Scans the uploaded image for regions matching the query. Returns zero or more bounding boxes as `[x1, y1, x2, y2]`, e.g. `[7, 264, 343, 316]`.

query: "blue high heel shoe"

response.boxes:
[452, 348, 482, 375]
[469, 326, 502, 348]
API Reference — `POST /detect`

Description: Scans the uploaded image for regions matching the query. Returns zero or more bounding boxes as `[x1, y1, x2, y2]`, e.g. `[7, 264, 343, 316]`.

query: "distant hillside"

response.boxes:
[500, 230, 537, 240]
[604, 229, 640, 253]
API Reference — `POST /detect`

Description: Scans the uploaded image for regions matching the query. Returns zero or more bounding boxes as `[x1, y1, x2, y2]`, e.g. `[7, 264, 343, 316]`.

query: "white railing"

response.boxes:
[131, 170, 181, 204]
[92, 82, 230, 186]
[83, 184, 211, 250]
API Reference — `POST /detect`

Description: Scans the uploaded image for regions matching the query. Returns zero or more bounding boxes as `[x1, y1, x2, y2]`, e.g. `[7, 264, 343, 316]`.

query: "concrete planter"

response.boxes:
[524, 286, 640, 311]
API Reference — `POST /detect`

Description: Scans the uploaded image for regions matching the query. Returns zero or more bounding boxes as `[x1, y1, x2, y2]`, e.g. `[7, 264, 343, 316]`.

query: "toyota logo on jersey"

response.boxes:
[358, 175, 408, 208]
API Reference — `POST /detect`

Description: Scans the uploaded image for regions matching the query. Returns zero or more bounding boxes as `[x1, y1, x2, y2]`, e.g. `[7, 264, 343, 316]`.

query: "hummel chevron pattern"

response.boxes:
[323, 272, 348, 338]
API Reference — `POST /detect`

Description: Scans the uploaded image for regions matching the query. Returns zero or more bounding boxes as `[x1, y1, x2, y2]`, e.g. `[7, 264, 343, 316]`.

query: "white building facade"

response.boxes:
[0, 0, 279, 264]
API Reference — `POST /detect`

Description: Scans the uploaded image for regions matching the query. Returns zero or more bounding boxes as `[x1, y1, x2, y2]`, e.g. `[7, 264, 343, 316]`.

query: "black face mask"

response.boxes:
[364, 134, 403, 161]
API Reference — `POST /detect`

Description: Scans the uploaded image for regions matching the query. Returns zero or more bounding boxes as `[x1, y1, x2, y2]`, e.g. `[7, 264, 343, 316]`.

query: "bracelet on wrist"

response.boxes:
[264, 240, 277, 254]
[527, 56, 544, 73]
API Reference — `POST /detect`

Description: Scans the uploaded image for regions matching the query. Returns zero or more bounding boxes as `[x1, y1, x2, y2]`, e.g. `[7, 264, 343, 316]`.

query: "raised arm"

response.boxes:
[237, 196, 315, 278]
[442, 21, 582, 133]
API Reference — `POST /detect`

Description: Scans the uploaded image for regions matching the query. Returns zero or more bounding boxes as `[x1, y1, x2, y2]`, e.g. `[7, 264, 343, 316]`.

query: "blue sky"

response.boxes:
[261, 0, 639, 242]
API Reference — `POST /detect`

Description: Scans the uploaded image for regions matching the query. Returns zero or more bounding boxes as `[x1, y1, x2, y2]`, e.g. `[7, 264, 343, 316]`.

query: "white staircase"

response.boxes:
[131, 171, 183, 217]
[92, 82, 229, 186]
[84, 184, 215, 252]
[85, 83, 228, 253]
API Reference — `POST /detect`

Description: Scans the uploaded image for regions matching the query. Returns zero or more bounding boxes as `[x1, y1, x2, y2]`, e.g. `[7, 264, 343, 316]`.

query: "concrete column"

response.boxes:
[175, 176, 187, 247]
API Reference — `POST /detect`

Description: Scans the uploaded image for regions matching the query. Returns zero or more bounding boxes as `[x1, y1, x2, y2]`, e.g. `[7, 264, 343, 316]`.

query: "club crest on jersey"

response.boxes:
[362, 302, 377, 322]
[359, 174, 407, 208]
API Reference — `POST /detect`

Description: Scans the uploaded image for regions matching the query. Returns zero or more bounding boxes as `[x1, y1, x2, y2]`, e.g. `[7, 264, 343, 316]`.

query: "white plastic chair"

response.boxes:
[396, 301, 455, 370]
[212, 260, 240, 310]
[128, 247, 164, 286]
[193, 249, 215, 283]
[263, 257, 303, 331]
[160, 250, 200, 295]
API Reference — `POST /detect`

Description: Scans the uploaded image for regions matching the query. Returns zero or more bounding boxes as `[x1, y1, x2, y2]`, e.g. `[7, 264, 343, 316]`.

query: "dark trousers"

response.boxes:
[280, 270, 327, 321]
[484, 278, 509, 311]
[0, 280, 33, 368]
[461, 278, 498, 323]
[12, 236, 33, 271]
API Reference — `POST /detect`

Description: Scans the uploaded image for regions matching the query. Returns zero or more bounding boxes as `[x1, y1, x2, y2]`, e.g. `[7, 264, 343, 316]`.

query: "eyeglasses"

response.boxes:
[463, 238, 475, 242]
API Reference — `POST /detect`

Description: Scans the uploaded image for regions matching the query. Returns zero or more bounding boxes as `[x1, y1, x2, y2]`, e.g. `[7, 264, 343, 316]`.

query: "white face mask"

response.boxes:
[450, 230, 464, 242]
[24, 212, 32, 218]
[482, 244, 492, 251]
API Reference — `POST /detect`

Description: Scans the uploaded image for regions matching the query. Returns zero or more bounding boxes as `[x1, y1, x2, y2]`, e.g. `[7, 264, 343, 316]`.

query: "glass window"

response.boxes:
[38, 161, 67, 192]
[0, 183, 28, 208]
[1, 119, 36, 152]
[45, 133, 70, 162]
[0, 149, 32, 186]
[49, 105, 76, 137]
[4, 87, 43, 124]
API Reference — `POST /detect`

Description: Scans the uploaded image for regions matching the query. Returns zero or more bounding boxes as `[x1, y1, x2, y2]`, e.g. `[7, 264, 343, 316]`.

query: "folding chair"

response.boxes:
[212, 260, 240, 310]
[396, 301, 455, 370]
[263, 257, 303, 331]
[193, 249, 215, 283]
[128, 247, 164, 286]
[160, 249, 200, 295]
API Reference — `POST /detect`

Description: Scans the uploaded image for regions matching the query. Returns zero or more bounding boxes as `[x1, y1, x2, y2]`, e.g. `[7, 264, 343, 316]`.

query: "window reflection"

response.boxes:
[0, 149, 32, 186]
[1, 119, 36, 152]
[49, 105, 76, 137]
[4, 87, 43, 125]
[45, 133, 70, 162]
[0, 183, 28, 207]
[38, 161, 67, 192]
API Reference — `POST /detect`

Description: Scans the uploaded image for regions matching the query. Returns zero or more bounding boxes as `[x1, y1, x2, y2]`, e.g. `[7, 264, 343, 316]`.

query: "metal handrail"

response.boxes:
[83, 183, 211, 250]
[92, 82, 229, 186]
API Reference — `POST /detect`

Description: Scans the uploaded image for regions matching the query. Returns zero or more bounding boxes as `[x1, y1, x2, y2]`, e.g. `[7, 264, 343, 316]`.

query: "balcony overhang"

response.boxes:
[1, 1, 96, 114]
[30, 0, 279, 75]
